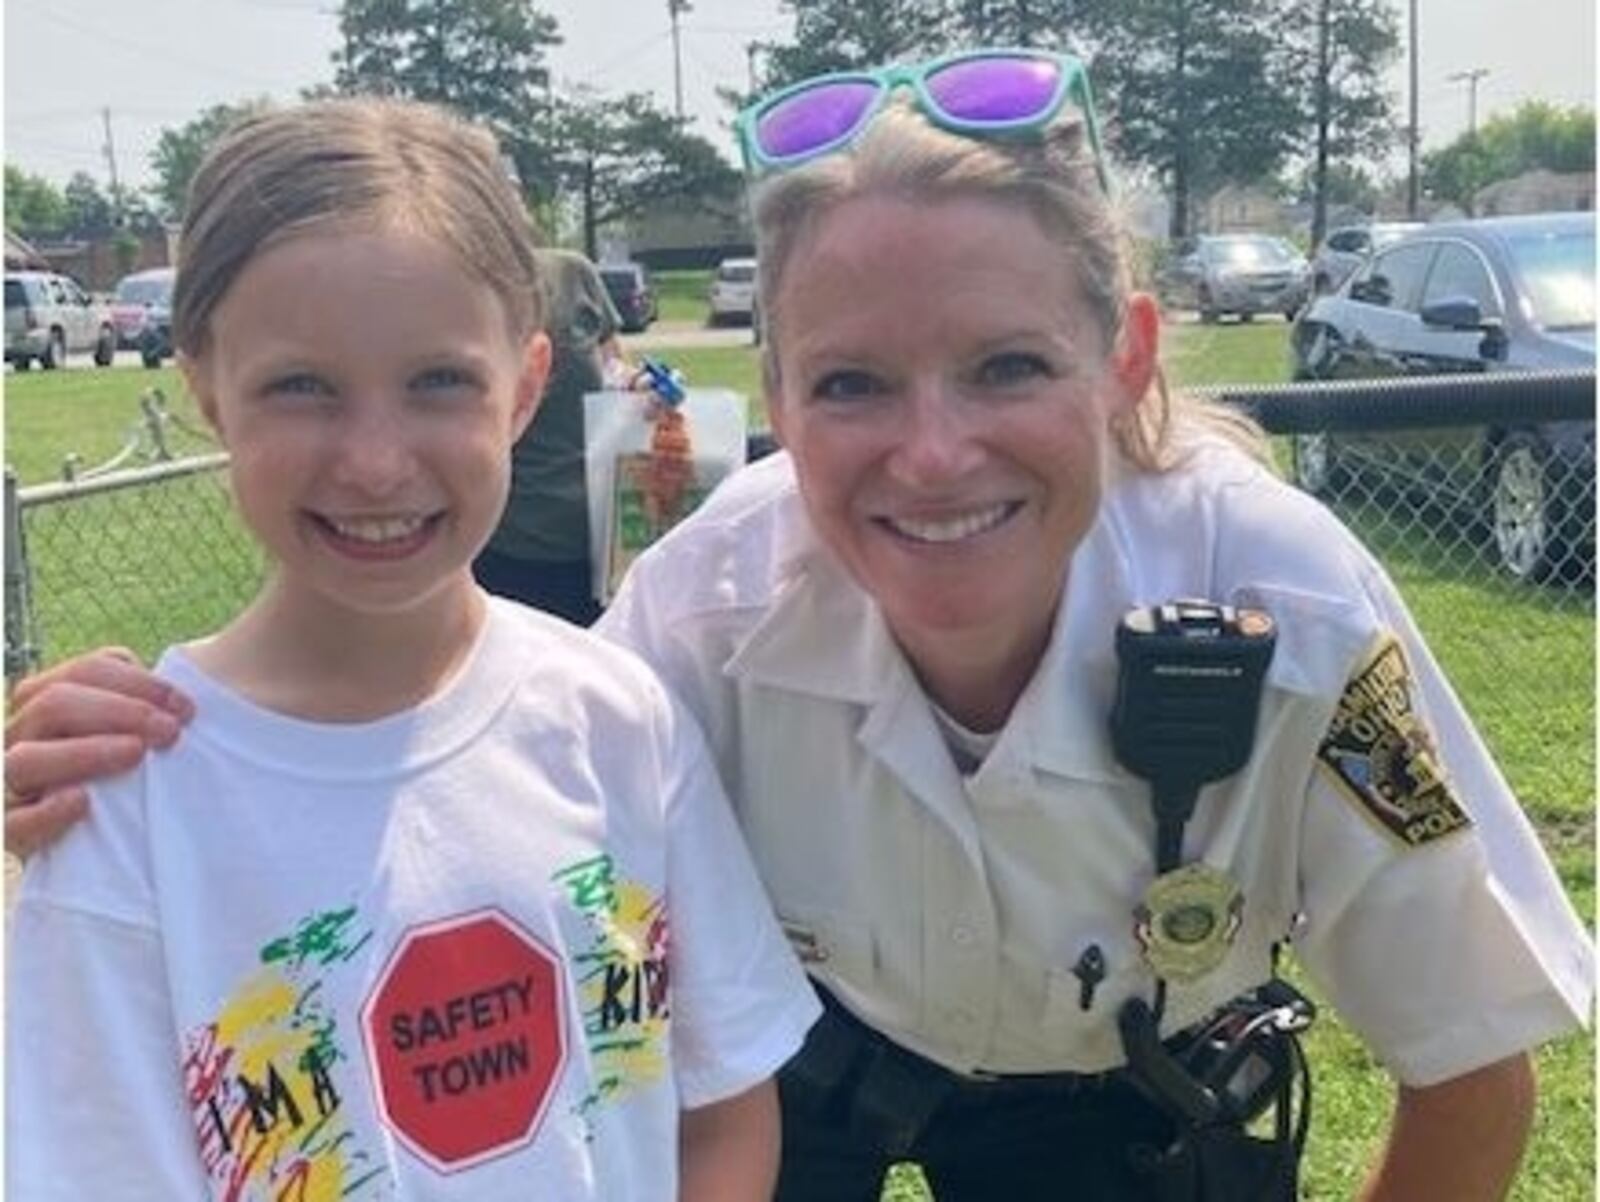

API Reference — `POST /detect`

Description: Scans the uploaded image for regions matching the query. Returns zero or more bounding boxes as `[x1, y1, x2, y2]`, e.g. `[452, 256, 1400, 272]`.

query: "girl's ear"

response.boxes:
[1106, 292, 1160, 420]
[179, 351, 228, 446]
[512, 331, 552, 441]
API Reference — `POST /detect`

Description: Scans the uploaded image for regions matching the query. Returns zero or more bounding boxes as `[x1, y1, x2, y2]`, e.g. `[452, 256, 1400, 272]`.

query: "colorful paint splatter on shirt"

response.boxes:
[552, 854, 671, 1132]
[182, 905, 387, 1201]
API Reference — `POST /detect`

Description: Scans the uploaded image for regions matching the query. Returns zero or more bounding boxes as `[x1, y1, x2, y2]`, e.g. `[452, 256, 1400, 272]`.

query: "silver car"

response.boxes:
[1309, 222, 1423, 296]
[1158, 234, 1311, 323]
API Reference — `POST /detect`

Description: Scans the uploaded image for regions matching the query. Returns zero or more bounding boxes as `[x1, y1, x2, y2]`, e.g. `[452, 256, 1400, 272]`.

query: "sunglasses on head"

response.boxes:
[735, 47, 1109, 192]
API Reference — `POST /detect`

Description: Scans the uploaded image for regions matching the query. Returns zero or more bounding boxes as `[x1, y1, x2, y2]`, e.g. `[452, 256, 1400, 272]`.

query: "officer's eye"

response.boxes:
[811, 369, 885, 402]
[974, 352, 1053, 388]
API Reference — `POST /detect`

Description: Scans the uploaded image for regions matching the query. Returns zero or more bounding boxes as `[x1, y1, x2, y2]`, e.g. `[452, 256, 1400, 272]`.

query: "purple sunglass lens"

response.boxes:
[756, 80, 880, 159]
[925, 56, 1061, 123]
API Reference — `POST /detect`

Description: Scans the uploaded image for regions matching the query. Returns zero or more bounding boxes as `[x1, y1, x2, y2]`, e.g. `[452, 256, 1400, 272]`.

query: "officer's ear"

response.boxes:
[1105, 292, 1160, 421]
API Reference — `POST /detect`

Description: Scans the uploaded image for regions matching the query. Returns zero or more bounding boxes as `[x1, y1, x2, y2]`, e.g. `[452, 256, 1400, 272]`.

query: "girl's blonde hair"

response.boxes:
[748, 99, 1268, 471]
[174, 97, 544, 355]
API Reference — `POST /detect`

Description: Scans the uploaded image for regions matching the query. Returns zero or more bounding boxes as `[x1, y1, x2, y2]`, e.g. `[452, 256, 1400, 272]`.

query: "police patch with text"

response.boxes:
[1317, 636, 1471, 848]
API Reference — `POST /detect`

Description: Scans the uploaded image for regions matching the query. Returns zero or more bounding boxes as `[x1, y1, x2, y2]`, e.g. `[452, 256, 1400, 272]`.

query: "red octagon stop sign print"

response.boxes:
[361, 909, 568, 1172]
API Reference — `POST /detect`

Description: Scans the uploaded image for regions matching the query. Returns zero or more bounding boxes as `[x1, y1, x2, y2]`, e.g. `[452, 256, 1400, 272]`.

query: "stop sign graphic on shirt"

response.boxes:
[361, 909, 568, 1172]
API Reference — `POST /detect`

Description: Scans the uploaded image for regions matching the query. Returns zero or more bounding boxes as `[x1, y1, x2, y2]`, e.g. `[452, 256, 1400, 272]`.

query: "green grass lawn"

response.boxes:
[4, 320, 1592, 1201]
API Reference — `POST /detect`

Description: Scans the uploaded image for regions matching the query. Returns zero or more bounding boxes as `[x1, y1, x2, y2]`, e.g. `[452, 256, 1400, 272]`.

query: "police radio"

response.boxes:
[1110, 600, 1277, 873]
[1109, 599, 1314, 1202]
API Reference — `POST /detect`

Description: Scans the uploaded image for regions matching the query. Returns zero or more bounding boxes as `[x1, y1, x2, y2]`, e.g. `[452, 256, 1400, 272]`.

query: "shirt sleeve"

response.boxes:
[656, 694, 820, 1108]
[1291, 562, 1593, 1086]
[7, 781, 209, 1199]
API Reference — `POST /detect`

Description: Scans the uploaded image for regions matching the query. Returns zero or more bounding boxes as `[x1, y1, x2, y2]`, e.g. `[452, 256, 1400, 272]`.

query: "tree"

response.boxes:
[333, 0, 561, 204]
[149, 99, 274, 220]
[4, 166, 68, 241]
[552, 90, 742, 260]
[1422, 102, 1595, 212]
[757, 0, 951, 92]
[63, 173, 117, 239]
[1088, 0, 1304, 238]
[1286, 0, 1399, 246]
[947, 0, 1098, 51]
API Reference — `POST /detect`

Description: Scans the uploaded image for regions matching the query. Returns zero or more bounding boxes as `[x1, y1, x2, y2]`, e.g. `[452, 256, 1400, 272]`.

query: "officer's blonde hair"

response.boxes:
[174, 97, 545, 356]
[748, 98, 1268, 471]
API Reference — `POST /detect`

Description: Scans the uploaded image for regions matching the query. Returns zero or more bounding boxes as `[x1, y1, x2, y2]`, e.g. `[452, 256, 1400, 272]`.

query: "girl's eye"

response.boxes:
[811, 369, 884, 402]
[412, 364, 479, 392]
[974, 352, 1053, 388]
[265, 373, 331, 398]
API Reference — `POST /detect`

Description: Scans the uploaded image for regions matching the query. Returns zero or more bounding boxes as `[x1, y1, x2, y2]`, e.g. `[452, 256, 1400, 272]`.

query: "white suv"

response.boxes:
[5, 271, 116, 370]
[708, 257, 757, 326]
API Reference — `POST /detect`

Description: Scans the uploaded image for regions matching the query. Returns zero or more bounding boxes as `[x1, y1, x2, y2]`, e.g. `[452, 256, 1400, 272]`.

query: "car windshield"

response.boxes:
[5, 280, 25, 309]
[601, 269, 639, 290]
[1371, 226, 1419, 250]
[718, 263, 756, 283]
[1503, 227, 1595, 330]
[1205, 237, 1296, 266]
[116, 276, 172, 304]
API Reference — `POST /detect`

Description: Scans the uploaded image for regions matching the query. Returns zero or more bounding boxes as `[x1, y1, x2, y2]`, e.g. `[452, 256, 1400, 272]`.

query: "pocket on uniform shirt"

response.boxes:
[775, 910, 876, 978]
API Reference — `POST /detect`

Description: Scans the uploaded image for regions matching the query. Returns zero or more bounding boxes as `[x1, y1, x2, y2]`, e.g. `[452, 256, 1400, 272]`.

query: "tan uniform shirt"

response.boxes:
[598, 440, 1591, 1085]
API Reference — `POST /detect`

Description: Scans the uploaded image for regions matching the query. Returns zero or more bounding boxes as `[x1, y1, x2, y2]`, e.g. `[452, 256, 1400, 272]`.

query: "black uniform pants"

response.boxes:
[775, 992, 1177, 1202]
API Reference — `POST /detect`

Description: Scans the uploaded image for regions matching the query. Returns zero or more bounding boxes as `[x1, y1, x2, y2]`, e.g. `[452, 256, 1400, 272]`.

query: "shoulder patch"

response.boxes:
[1316, 636, 1471, 848]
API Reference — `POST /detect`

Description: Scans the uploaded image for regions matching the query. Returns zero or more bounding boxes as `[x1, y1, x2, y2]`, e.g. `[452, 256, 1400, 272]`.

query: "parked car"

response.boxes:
[599, 262, 657, 333]
[1158, 234, 1311, 323]
[110, 267, 176, 366]
[1309, 222, 1424, 296]
[707, 257, 757, 325]
[1290, 211, 1596, 581]
[5, 270, 116, 370]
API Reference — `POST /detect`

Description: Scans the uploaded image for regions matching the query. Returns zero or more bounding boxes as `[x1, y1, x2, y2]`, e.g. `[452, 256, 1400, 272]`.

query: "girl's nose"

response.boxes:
[330, 402, 416, 495]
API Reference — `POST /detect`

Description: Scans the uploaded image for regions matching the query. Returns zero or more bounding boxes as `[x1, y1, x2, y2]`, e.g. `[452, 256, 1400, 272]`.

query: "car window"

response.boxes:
[1504, 225, 1596, 330]
[1356, 242, 1435, 311]
[1421, 243, 1500, 316]
[717, 263, 756, 284]
[117, 275, 172, 304]
[1204, 236, 1296, 266]
[5, 280, 26, 310]
[1328, 230, 1364, 254]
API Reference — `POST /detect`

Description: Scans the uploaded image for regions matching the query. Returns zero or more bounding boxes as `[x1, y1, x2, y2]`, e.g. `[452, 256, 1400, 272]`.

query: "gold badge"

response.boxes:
[1317, 636, 1471, 848]
[1134, 863, 1244, 983]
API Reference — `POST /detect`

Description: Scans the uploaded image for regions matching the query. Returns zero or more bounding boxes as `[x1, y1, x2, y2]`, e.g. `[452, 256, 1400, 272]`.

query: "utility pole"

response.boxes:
[1311, 0, 1331, 249]
[746, 40, 761, 94]
[1447, 67, 1490, 138]
[101, 107, 123, 225]
[668, 0, 692, 120]
[1406, 0, 1419, 218]
[1448, 67, 1489, 215]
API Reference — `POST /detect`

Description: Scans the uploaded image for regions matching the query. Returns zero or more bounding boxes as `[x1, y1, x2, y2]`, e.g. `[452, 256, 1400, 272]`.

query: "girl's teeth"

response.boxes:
[889, 503, 1011, 544]
[328, 516, 427, 543]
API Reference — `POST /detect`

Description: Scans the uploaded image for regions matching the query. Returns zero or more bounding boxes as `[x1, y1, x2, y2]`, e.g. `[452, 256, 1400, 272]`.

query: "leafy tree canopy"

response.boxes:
[1422, 101, 1595, 209]
[148, 99, 274, 221]
[5, 165, 69, 241]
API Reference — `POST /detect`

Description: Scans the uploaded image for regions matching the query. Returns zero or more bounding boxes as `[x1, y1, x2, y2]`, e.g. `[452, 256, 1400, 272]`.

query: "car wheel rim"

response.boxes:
[1493, 447, 1547, 580]
[1296, 433, 1329, 492]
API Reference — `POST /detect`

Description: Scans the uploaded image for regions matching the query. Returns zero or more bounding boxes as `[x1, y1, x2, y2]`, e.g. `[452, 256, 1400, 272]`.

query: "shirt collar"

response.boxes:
[723, 491, 1139, 785]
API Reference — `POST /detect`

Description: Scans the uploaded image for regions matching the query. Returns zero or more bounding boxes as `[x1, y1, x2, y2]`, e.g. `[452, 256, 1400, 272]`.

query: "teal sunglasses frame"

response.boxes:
[734, 47, 1110, 194]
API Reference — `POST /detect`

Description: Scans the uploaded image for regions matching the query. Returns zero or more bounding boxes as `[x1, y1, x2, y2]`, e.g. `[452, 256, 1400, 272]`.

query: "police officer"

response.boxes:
[7, 49, 1591, 1202]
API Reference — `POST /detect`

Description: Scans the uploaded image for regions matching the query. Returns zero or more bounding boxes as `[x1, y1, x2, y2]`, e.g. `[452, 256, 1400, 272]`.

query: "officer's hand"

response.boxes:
[5, 647, 194, 859]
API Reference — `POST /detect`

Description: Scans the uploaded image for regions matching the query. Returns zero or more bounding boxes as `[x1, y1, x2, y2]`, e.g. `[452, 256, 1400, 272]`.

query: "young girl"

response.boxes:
[6, 98, 818, 1201]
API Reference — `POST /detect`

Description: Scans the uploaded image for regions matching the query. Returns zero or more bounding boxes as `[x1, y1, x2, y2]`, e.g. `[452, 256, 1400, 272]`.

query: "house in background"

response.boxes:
[5, 230, 49, 270]
[1474, 169, 1594, 216]
[615, 198, 751, 271]
[1200, 184, 1288, 235]
[4, 227, 175, 292]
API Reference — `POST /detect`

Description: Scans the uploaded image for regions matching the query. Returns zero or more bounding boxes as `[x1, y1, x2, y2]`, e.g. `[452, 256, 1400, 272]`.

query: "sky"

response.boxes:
[3, 0, 1595, 196]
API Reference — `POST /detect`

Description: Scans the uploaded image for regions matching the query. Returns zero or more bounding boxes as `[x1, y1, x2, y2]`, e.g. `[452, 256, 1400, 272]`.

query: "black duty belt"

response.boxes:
[785, 985, 1176, 1158]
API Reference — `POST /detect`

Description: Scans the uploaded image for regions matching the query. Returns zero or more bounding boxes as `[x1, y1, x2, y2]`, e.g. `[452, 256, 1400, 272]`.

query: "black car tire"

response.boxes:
[41, 329, 66, 370]
[1293, 432, 1339, 497]
[1197, 287, 1218, 324]
[1491, 433, 1558, 583]
[12, 356, 33, 372]
[93, 327, 115, 366]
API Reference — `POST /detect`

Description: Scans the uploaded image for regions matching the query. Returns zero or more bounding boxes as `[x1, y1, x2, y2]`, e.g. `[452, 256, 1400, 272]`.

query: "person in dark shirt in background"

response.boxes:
[473, 247, 628, 624]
